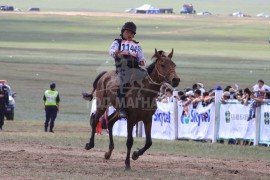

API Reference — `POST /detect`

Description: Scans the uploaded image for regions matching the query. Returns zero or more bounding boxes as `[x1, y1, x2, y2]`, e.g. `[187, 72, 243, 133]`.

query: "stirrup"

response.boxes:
[119, 109, 127, 118]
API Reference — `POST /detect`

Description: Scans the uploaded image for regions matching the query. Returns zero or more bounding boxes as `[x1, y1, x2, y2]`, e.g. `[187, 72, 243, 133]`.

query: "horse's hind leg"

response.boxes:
[125, 121, 134, 171]
[85, 108, 106, 150]
[104, 111, 118, 159]
[132, 121, 152, 161]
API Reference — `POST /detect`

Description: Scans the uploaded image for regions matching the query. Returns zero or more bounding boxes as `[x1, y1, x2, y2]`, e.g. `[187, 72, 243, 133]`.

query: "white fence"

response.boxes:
[90, 90, 270, 146]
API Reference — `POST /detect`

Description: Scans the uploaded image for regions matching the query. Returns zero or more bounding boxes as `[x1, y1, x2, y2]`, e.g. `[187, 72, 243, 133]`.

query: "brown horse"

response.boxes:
[83, 49, 180, 170]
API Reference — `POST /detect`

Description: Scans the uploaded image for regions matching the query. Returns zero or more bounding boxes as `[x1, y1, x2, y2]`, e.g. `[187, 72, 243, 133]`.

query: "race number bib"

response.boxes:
[120, 40, 138, 57]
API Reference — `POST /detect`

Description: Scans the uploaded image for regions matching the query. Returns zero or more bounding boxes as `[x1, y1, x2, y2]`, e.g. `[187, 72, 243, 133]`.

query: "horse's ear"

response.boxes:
[168, 48, 174, 59]
[155, 48, 161, 60]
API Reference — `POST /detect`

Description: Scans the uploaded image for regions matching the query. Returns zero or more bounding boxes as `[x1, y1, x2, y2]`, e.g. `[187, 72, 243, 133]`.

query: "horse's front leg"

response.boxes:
[85, 113, 99, 150]
[132, 121, 152, 161]
[125, 122, 134, 171]
[104, 112, 118, 159]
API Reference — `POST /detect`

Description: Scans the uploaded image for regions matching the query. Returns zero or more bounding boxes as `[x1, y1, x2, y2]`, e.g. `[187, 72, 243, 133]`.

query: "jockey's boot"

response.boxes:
[119, 96, 128, 118]
[44, 126, 48, 132]
[119, 107, 128, 119]
[117, 90, 127, 118]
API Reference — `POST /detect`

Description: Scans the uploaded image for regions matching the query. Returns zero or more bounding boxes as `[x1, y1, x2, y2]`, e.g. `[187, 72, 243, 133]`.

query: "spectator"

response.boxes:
[224, 85, 232, 92]
[0, 85, 9, 130]
[229, 88, 236, 100]
[253, 80, 267, 98]
[192, 83, 198, 92]
[184, 87, 192, 93]
[247, 80, 267, 121]
[251, 92, 270, 103]
[238, 88, 251, 105]
[176, 91, 184, 101]
[178, 95, 190, 107]
[220, 91, 230, 104]
[191, 89, 202, 108]
[197, 83, 205, 94]
[162, 88, 173, 103]
[156, 85, 167, 102]
[202, 91, 213, 106]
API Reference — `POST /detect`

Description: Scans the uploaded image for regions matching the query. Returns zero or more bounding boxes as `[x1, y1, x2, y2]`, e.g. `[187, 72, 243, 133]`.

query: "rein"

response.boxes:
[147, 61, 175, 86]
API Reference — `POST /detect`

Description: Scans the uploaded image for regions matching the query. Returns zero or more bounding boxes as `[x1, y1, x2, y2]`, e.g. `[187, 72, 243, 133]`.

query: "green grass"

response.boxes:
[0, 13, 269, 121]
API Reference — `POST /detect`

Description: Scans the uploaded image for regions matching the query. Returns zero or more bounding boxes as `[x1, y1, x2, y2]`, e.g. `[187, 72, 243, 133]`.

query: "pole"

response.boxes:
[254, 106, 261, 146]
[173, 90, 178, 140]
[212, 90, 223, 143]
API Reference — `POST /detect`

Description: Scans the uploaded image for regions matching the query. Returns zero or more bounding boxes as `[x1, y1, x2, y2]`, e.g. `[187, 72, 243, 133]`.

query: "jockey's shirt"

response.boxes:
[109, 39, 145, 62]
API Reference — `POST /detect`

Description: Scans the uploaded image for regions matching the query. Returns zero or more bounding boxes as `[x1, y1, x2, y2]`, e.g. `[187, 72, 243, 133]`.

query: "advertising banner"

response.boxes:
[218, 102, 254, 140]
[259, 104, 270, 143]
[143, 102, 175, 140]
[178, 102, 215, 139]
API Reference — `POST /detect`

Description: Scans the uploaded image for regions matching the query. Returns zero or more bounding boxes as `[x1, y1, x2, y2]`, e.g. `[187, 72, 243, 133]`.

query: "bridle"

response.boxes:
[147, 57, 176, 86]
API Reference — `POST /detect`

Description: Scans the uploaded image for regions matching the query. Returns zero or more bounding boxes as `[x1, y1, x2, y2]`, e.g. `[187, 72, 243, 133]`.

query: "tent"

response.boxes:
[135, 4, 160, 14]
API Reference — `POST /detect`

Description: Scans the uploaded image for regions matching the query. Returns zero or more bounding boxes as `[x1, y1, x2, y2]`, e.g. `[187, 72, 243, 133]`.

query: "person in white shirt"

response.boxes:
[109, 22, 146, 118]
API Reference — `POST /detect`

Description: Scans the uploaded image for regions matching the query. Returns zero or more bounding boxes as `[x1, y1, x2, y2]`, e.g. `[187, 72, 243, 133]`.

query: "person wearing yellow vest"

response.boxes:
[43, 83, 60, 133]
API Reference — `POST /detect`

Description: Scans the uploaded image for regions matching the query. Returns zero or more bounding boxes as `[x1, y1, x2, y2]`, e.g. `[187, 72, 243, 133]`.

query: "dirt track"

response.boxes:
[1, 138, 270, 180]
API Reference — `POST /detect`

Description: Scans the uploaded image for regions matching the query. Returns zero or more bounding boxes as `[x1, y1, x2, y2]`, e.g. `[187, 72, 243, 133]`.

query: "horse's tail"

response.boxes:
[82, 71, 107, 101]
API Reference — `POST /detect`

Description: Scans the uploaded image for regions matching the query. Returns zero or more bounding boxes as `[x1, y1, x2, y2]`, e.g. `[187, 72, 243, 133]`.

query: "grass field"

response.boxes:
[0, 12, 269, 121]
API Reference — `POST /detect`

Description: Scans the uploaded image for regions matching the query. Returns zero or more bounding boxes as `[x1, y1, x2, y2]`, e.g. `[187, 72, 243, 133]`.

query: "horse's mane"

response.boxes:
[146, 60, 157, 74]
[147, 50, 166, 74]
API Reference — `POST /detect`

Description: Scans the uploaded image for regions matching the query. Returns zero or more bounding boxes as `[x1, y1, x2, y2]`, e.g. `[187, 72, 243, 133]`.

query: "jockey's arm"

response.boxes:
[109, 40, 120, 59]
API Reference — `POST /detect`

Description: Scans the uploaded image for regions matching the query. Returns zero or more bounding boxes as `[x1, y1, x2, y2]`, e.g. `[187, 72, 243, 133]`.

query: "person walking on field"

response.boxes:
[0, 85, 9, 130]
[43, 83, 60, 133]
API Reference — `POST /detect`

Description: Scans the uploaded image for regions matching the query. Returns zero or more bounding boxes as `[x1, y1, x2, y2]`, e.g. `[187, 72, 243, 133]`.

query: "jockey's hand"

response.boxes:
[139, 60, 146, 67]
[114, 50, 121, 58]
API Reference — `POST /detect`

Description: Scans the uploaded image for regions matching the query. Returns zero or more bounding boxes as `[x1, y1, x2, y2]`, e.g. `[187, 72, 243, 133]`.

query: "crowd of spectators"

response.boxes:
[156, 79, 270, 146]
[157, 80, 270, 119]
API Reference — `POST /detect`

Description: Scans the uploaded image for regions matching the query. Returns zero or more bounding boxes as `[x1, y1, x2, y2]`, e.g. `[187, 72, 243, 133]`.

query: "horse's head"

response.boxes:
[154, 48, 180, 87]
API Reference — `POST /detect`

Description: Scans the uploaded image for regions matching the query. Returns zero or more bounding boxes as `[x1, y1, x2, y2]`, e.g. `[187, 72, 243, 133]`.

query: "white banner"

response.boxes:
[178, 102, 215, 139]
[143, 102, 175, 140]
[90, 99, 136, 137]
[259, 104, 270, 143]
[218, 102, 255, 140]
[108, 106, 137, 137]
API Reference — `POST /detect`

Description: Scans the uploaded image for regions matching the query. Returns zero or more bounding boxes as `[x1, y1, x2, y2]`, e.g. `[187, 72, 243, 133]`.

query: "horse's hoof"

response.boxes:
[125, 166, 131, 171]
[132, 151, 139, 160]
[85, 143, 93, 150]
[104, 152, 111, 159]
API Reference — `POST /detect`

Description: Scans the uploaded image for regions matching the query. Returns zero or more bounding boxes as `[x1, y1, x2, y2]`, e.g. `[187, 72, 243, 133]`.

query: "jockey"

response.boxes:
[109, 22, 146, 118]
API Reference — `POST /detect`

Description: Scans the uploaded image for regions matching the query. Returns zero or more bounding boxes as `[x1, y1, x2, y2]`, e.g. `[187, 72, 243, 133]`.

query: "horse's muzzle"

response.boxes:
[171, 78, 180, 88]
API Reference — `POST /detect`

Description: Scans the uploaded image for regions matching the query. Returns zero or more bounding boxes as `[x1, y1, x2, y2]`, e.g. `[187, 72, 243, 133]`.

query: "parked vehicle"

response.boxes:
[180, 4, 196, 14]
[197, 11, 212, 16]
[0, 80, 16, 120]
[27, 7, 40, 11]
[0, 5, 14, 11]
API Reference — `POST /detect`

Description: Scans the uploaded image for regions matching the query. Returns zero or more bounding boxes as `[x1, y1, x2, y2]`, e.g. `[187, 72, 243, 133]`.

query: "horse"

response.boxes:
[83, 49, 180, 170]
